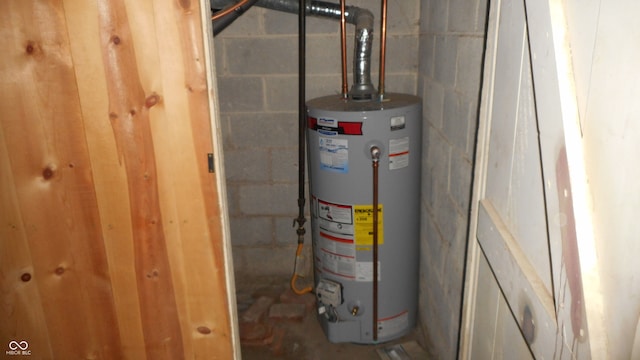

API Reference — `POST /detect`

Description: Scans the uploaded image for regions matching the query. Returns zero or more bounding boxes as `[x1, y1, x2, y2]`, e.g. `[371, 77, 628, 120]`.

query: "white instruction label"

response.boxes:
[355, 261, 381, 282]
[321, 250, 355, 279]
[389, 137, 410, 170]
[319, 137, 349, 173]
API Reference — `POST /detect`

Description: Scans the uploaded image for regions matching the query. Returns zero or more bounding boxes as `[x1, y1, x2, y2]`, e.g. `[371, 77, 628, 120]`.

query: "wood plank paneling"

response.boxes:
[96, 1, 185, 358]
[0, 0, 235, 358]
[0, 1, 124, 358]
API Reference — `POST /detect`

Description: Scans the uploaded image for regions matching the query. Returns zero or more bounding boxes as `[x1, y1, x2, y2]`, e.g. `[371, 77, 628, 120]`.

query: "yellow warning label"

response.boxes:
[354, 205, 383, 246]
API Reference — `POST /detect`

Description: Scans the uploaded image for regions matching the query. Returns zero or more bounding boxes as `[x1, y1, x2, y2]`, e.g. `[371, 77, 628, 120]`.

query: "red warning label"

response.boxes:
[308, 116, 363, 135]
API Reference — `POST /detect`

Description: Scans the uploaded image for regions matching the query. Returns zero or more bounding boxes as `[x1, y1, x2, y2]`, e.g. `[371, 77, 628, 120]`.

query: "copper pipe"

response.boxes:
[340, 0, 349, 99]
[370, 146, 381, 341]
[378, 0, 388, 100]
[212, 0, 253, 21]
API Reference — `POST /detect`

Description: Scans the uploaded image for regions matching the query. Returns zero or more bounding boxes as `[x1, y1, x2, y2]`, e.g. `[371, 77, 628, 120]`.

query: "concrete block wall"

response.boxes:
[417, 0, 488, 357]
[213, 0, 420, 278]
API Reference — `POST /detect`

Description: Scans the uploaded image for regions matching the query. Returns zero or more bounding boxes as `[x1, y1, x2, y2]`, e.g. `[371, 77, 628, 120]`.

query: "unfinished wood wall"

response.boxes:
[0, 0, 236, 359]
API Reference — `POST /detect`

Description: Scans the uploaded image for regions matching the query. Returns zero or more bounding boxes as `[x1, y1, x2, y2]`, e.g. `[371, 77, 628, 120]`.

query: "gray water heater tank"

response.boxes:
[306, 93, 422, 344]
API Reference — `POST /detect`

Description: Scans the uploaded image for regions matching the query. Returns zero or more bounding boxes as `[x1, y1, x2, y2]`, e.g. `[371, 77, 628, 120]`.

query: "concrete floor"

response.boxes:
[235, 275, 430, 360]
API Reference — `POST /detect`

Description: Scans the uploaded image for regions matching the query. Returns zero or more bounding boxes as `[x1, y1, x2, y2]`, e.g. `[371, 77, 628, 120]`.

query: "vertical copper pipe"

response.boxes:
[371, 146, 381, 341]
[378, 0, 388, 100]
[340, 0, 349, 99]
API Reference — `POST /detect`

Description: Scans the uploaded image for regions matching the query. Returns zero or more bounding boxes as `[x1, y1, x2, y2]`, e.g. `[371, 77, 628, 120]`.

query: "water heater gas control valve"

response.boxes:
[316, 279, 342, 308]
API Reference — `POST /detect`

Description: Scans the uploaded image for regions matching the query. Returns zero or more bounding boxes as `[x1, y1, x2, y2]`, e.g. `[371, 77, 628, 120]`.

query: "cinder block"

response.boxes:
[213, 41, 227, 76]
[422, 213, 447, 280]
[443, 90, 472, 152]
[226, 37, 298, 75]
[305, 36, 342, 75]
[355, 36, 419, 83]
[455, 36, 485, 101]
[424, 80, 445, 129]
[305, 75, 343, 100]
[447, 219, 468, 280]
[263, 9, 297, 34]
[386, 0, 421, 34]
[216, 7, 264, 36]
[424, 276, 452, 340]
[225, 185, 240, 216]
[225, 148, 270, 182]
[434, 196, 459, 245]
[275, 216, 311, 245]
[306, 16, 340, 35]
[228, 112, 297, 149]
[426, 130, 451, 202]
[420, 113, 432, 167]
[418, 35, 436, 79]
[262, 7, 343, 35]
[444, 254, 465, 302]
[384, 35, 420, 73]
[229, 216, 274, 246]
[427, 0, 448, 33]
[219, 113, 233, 146]
[449, 0, 480, 33]
[265, 75, 298, 112]
[242, 245, 298, 276]
[434, 35, 458, 85]
[231, 243, 245, 274]
[270, 148, 300, 183]
[238, 183, 298, 216]
[475, 0, 489, 33]
[217, 76, 264, 112]
[384, 74, 418, 95]
[448, 153, 472, 214]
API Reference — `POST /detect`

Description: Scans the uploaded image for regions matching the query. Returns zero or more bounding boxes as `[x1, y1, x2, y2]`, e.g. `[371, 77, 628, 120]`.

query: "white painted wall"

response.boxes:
[565, 0, 640, 357]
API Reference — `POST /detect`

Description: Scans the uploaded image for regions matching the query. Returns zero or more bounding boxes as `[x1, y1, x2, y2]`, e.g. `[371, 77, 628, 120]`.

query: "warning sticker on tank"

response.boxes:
[355, 261, 381, 282]
[319, 137, 349, 173]
[353, 205, 384, 245]
[378, 311, 409, 337]
[320, 231, 355, 258]
[389, 137, 410, 170]
[317, 199, 354, 235]
[319, 231, 356, 279]
[308, 117, 364, 135]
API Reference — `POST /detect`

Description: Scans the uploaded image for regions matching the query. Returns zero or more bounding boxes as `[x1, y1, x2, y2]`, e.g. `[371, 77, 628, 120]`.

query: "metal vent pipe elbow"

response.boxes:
[347, 9, 374, 100]
[211, 0, 376, 99]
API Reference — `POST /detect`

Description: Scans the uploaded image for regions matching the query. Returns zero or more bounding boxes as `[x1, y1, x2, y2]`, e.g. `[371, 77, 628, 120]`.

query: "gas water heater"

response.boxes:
[307, 93, 421, 344]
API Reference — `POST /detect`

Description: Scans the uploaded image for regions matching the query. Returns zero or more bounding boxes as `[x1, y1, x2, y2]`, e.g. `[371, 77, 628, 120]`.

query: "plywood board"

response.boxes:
[0, 0, 236, 358]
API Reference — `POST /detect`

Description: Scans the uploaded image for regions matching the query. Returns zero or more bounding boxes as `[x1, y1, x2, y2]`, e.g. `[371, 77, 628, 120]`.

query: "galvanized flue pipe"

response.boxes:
[211, 0, 376, 99]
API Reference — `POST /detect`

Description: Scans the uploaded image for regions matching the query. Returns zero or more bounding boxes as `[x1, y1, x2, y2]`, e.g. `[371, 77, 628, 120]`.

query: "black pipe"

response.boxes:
[294, 0, 306, 239]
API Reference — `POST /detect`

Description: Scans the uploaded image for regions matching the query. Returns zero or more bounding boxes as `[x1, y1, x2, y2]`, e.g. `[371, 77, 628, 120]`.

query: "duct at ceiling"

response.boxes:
[211, 0, 376, 99]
